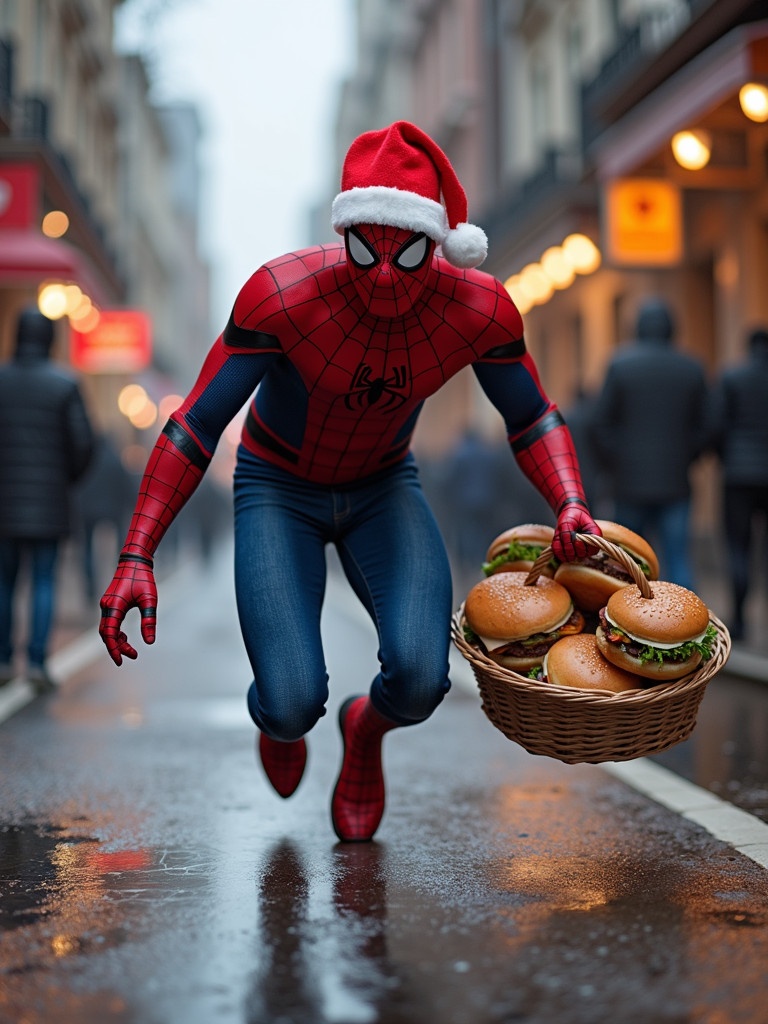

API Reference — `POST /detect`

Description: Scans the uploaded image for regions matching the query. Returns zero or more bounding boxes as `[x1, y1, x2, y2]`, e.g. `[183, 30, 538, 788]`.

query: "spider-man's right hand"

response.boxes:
[99, 554, 158, 666]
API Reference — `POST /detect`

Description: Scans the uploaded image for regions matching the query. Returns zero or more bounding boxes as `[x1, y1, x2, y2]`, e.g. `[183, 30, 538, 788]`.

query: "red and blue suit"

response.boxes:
[99, 221, 600, 841]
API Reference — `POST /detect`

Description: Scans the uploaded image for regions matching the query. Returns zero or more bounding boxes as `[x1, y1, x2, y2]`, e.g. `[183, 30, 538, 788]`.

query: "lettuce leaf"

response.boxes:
[482, 542, 557, 577]
[610, 622, 718, 665]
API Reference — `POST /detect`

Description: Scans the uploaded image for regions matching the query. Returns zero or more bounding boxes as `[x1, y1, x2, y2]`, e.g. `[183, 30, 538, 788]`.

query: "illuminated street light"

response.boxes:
[739, 83, 768, 123]
[37, 282, 68, 319]
[561, 234, 601, 274]
[130, 399, 158, 430]
[671, 129, 711, 170]
[503, 274, 533, 314]
[540, 246, 575, 289]
[519, 262, 554, 305]
[158, 394, 184, 421]
[41, 210, 69, 238]
[63, 284, 83, 315]
[118, 383, 149, 417]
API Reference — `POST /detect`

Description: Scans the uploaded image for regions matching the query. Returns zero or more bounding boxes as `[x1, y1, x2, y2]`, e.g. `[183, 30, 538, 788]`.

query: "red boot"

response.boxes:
[331, 696, 397, 842]
[258, 733, 307, 798]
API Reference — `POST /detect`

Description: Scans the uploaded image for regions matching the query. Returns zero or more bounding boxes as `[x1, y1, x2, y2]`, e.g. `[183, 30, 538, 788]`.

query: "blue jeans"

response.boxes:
[0, 538, 60, 665]
[613, 498, 694, 591]
[233, 449, 453, 740]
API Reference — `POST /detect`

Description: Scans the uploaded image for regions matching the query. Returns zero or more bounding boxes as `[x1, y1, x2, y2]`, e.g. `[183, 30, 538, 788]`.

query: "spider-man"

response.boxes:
[99, 121, 601, 842]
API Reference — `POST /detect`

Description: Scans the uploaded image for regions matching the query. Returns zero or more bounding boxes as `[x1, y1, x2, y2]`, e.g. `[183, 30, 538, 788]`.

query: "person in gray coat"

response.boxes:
[0, 307, 94, 690]
[709, 327, 768, 641]
[590, 298, 710, 590]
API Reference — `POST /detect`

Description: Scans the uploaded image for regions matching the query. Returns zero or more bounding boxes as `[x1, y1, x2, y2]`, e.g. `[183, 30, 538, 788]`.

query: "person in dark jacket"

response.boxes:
[590, 298, 710, 590]
[0, 307, 94, 690]
[709, 327, 768, 640]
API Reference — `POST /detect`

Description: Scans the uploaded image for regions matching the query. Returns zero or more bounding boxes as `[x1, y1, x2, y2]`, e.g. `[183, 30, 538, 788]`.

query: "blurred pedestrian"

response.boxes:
[73, 432, 135, 603]
[590, 297, 709, 590]
[184, 474, 231, 566]
[0, 308, 94, 691]
[563, 386, 610, 517]
[709, 327, 768, 641]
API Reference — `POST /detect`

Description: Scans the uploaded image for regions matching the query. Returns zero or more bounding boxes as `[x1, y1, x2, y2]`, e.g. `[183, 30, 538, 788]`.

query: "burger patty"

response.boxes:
[491, 608, 585, 658]
[597, 608, 646, 657]
[581, 551, 634, 582]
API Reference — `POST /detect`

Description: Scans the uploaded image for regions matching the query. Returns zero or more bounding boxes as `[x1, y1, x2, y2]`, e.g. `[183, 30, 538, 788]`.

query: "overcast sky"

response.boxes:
[116, 0, 355, 328]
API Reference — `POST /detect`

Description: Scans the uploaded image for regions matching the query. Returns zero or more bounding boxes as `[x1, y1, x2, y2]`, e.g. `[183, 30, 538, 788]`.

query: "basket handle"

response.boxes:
[524, 533, 654, 599]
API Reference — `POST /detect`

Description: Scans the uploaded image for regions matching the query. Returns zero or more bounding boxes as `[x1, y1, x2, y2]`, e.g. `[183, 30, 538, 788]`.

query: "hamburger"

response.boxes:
[553, 519, 659, 612]
[464, 571, 585, 672]
[595, 580, 717, 682]
[483, 523, 556, 578]
[536, 633, 644, 693]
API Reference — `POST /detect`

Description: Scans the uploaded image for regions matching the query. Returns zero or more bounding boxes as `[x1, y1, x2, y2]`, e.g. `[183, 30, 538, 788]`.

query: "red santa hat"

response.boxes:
[331, 121, 488, 269]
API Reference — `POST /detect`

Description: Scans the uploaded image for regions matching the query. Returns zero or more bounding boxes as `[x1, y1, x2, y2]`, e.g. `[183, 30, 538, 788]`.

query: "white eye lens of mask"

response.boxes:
[394, 234, 428, 269]
[347, 231, 377, 267]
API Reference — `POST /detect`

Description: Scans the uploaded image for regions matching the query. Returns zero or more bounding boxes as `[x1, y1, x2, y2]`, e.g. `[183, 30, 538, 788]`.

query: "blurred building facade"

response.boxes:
[0, 0, 211, 455]
[320, 0, 768, 481]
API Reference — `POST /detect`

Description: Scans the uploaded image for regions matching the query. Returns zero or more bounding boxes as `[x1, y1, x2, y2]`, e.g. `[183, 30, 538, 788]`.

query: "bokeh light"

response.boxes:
[158, 393, 184, 421]
[671, 129, 711, 170]
[41, 210, 69, 238]
[519, 263, 554, 305]
[562, 233, 601, 274]
[739, 83, 768, 123]
[37, 282, 69, 319]
[540, 246, 576, 289]
[118, 383, 149, 417]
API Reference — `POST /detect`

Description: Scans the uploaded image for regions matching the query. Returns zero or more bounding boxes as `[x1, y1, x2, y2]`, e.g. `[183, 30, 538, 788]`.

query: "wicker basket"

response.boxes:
[451, 533, 732, 764]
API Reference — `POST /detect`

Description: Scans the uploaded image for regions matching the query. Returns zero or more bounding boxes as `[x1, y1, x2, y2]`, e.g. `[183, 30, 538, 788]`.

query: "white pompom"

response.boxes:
[440, 222, 488, 269]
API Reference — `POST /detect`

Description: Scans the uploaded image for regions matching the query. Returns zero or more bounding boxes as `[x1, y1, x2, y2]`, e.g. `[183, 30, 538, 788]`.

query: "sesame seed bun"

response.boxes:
[595, 580, 711, 681]
[553, 519, 659, 612]
[464, 571, 581, 671]
[543, 633, 645, 693]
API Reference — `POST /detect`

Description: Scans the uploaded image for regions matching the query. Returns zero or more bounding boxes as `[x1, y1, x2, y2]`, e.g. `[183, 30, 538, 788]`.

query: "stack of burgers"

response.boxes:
[464, 520, 718, 694]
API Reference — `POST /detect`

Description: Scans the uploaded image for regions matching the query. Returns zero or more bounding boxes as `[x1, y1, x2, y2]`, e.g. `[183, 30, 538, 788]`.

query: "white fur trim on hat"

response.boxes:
[440, 222, 488, 269]
[332, 186, 448, 242]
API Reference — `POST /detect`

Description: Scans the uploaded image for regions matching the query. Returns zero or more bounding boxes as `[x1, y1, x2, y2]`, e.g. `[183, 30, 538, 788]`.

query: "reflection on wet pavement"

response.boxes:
[246, 839, 397, 1024]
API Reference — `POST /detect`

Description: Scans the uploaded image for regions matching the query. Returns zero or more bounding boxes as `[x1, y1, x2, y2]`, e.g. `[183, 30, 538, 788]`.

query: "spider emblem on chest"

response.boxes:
[345, 362, 408, 410]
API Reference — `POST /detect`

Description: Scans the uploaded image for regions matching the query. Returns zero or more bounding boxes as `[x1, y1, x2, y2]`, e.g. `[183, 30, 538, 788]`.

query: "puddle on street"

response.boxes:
[0, 821, 211, 959]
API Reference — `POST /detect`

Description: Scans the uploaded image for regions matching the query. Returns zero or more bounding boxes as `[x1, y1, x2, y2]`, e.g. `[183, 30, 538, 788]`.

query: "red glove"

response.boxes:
[553, 500, 602, 562]
[98, 421, 208, 665]
[99, 554, 157, 666]
[513, 409, 601, 561]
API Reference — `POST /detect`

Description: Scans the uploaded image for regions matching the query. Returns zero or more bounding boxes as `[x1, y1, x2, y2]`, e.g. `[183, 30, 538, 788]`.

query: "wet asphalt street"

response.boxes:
[1, 546, 767, 1024]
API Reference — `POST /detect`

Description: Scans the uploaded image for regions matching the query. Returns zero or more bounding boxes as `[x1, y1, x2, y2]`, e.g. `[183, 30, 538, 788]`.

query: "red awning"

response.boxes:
[0, 228, 111, 306]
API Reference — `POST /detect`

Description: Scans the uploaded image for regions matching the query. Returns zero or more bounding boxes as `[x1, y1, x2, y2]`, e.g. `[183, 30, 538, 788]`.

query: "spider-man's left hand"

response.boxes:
[99, 555, 157, 666]
[552, 502, 602, 562]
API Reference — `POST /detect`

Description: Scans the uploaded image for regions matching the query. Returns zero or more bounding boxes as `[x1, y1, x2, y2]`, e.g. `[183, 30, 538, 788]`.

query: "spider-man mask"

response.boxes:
[345, 224, 435, 318]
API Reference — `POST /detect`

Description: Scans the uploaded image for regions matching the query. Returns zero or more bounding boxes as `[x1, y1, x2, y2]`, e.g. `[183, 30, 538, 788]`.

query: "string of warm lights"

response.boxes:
[37, 280, 101, 331]
[117, 384, 183, 431]
[503, 232, 601, 313]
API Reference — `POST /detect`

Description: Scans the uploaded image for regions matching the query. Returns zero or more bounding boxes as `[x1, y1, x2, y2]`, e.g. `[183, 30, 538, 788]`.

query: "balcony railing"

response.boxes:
[482, 146, 584, 250]
[581, 0, 695, 146]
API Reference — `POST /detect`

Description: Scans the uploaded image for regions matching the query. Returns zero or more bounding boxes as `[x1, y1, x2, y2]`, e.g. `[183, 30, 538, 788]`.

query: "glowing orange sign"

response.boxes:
[70, 310, 152, 373]
[604, 178, 682, 266]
